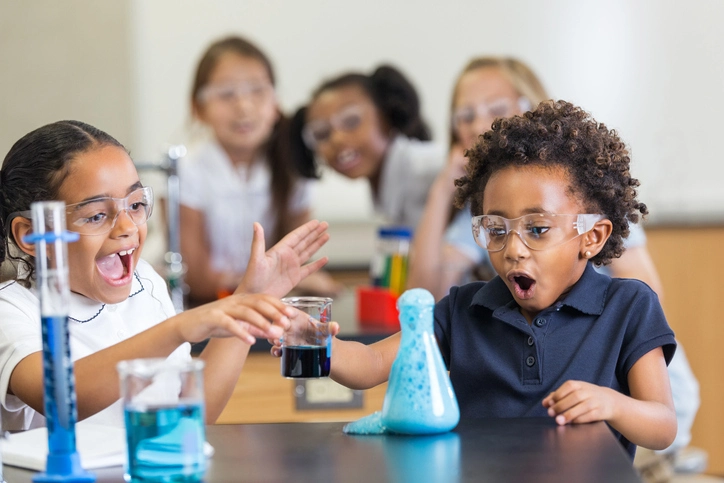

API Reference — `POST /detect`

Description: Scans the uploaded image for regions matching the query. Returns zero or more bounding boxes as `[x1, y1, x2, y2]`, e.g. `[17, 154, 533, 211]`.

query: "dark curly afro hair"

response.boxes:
[454, 100, 647, 266]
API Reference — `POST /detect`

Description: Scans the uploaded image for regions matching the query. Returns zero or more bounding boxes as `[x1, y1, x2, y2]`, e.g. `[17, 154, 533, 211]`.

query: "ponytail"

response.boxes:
[290, 106, 320, 180]
[368, 65, 431, 141]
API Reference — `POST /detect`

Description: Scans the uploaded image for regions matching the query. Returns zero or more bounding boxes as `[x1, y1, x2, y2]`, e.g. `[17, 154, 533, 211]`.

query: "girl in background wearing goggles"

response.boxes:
[181, 36, 341, 304]
[291, 65, 445, 230]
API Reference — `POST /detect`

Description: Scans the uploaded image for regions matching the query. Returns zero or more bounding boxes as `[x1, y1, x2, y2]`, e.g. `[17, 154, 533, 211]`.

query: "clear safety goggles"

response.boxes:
[452, 97, 532, 128]
[471, 213, 605, 252]
[8, 187, 154, 237]
[197, 80, 274, 105]
[302, 104, 365, 149]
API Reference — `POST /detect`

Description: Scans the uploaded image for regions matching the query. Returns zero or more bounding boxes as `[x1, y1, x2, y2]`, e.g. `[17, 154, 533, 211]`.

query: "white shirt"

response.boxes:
[375, 135, 445, 230]
[0, 259, 191, 431]
[179, 140, 312, 273]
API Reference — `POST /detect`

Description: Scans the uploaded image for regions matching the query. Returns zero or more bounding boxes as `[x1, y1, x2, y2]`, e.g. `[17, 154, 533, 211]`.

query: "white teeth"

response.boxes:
[337, 149, 358, 167]
[117, 248, 135, 257]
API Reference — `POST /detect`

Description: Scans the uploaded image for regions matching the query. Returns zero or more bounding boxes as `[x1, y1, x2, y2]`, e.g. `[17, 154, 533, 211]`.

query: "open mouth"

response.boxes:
[96, 248, 135, 286]
[334, 149, 362, 173]
[230, 120, 256, 134]
[511, 274, 536, 300]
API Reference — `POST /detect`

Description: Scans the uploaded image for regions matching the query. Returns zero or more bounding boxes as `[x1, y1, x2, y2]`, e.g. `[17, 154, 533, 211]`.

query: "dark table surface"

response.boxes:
[3, 418, 641, 482]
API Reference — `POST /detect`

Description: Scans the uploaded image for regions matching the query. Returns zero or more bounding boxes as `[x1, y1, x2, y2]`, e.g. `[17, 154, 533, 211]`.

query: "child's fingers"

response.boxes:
[248, 222, 267, 261]
[544, 380, 580, 407]
[553, 399, 600, 426]
[297, 232, 330, 262]
[329, 322, 340, 337]
[279, 219, 323, 250]
[298, 257, 329, 280]
[232, 293, 291, 324]
[213, 314, 257, 345]
[223, 298, 289, 339]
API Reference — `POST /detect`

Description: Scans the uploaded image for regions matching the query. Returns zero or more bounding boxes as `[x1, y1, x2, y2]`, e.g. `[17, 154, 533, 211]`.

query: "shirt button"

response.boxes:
[534, 318, 546, 327]
[526, 356, 536, 367]
[527, 336, 534, 346]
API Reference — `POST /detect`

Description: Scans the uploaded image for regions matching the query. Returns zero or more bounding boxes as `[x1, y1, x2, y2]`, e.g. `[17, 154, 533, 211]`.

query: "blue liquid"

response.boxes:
[382, 289, 459, 434]
[41, 315, 78, 454]
[124, 403, 206, 483]
[281, 345, 330, 378]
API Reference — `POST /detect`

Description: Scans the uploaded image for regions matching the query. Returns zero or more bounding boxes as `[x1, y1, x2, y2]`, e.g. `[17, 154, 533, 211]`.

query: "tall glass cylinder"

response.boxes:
[30, 201, 94, 482]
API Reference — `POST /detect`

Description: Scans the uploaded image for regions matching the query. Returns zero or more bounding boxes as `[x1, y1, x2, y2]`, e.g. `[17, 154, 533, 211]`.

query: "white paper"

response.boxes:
[1, 424, 125, 471]
[1, 423, 214, 471]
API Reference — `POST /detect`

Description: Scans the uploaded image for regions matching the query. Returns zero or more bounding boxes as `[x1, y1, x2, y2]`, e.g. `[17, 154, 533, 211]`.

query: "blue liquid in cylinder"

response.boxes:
[125, 403, 206, 482]
[41, 315, 79, 455]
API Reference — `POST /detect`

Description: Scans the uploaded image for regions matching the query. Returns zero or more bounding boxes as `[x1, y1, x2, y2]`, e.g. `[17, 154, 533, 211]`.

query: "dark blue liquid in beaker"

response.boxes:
[281, 346, 330, 378]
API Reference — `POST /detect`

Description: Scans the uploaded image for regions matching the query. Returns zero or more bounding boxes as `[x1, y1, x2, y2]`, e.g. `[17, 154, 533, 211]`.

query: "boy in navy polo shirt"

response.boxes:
[275, 100, 677, 456]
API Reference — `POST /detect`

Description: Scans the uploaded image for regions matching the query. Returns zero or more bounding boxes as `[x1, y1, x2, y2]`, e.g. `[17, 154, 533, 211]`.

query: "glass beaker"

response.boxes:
[280, 297, 333, 378]
[117, 358, 206, 483]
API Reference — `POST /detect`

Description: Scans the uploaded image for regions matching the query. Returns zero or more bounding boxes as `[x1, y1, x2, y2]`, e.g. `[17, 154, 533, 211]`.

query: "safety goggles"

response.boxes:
[471, 213, 605, 252]
[302, 104, 365, 149]
[452, 97, 531, 128]
[197, 81, 274, 105]
[9, 187, 154, 237]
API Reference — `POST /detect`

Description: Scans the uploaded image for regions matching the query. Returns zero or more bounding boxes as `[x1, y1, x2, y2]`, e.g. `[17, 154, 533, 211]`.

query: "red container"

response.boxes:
[356, 286, 400, 330]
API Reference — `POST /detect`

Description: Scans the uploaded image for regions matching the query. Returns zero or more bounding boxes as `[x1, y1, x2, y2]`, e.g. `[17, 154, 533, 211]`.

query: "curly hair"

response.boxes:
[454, 100, 647, 266]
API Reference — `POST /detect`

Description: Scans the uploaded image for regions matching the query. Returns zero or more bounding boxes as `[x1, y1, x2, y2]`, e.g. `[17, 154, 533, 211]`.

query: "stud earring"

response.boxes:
[584, 251, 592, 258]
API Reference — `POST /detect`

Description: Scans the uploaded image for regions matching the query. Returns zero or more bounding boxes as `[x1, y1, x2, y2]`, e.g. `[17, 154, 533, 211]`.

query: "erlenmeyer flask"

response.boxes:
[381, 289, 459, 434]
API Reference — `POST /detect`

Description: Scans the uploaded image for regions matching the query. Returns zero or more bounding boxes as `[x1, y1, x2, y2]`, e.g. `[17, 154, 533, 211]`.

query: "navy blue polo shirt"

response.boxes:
[434, 262, 676, 458]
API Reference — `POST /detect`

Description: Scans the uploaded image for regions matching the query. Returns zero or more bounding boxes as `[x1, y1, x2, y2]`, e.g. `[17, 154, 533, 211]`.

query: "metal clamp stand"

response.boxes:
[136, 145, 187, 313]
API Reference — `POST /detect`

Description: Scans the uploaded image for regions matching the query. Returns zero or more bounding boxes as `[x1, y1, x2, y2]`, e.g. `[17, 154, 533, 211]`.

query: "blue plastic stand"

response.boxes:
[25, 226, 95, 482]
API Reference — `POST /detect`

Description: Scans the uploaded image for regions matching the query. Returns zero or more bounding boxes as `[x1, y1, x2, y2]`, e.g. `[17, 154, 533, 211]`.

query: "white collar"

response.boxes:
[68, 271, 145, 324]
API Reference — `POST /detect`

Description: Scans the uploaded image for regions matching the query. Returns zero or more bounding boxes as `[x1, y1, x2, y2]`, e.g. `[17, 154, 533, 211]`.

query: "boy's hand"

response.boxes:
[171, 293, 294, 345]
[237, 220, 330, 298]
[542, 380, 618, 425]
[268, 321, 340, 357]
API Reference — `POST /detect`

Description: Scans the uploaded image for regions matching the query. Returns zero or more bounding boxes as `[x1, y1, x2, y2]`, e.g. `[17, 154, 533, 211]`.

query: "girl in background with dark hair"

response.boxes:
[0, 120, 329, 430]
[292, 65, 445, 229]
[180, 35, 340, 304]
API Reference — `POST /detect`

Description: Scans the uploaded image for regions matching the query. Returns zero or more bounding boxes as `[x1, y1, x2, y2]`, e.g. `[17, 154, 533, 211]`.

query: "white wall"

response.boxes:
[127, 0, 724, 224]
[0, 1, 133, 155]
[2, 0, 724, 265]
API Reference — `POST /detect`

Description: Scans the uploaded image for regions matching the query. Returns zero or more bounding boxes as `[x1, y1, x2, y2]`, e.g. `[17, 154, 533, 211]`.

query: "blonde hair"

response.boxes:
[449, 57, 549, 146]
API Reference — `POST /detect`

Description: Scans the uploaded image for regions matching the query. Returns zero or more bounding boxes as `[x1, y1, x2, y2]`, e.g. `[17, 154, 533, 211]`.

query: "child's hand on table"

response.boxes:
[542, 380, 618, 425]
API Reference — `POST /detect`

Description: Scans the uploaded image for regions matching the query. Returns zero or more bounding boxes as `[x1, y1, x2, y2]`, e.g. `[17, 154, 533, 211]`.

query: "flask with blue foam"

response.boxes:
[381, 288, 459, 434]
[25, 201, 95, 482]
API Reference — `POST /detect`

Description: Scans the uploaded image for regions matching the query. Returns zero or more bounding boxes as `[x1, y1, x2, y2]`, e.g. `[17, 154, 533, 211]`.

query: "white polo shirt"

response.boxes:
[375, 135, 445, 230]
[0, 259, 191, 431]
[179, 140, 312, 273]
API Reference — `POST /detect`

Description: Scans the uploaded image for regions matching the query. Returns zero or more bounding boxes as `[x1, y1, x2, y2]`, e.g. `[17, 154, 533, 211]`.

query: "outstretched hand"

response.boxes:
[236, 220, 330, 298]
